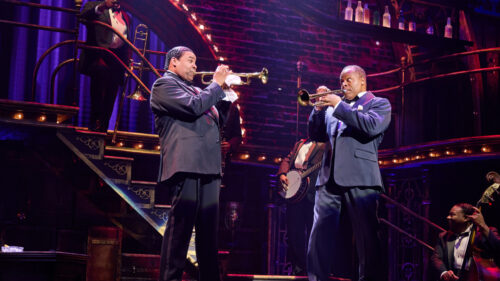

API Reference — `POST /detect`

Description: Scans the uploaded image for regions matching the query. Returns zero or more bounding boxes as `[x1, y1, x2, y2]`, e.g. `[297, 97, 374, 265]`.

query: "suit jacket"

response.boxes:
[78, 1, 131, 77]
[150, 71, 231, 182]
[308, 92, 391, 190]
[430, 227, 500, 279]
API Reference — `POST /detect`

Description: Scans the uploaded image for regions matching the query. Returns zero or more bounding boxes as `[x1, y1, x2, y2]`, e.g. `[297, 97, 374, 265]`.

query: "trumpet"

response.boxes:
[195, 67, 268, 86]
[297, 88, 345, 106]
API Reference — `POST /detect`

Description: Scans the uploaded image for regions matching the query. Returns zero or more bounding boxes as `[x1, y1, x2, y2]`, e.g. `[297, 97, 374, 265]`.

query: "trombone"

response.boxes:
[127, 24, 149, 101]
[195, 67, 269, 85]
[297, 88, 345, 106]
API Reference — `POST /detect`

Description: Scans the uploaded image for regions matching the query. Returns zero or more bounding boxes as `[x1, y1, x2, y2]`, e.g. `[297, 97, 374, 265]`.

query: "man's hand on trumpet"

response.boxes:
[213, 65, 232, 87]
[315, 85, 341, 110]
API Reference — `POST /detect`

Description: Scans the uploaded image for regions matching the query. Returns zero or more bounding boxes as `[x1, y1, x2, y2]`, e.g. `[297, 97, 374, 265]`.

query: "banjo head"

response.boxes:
[280, 170, 302, 199]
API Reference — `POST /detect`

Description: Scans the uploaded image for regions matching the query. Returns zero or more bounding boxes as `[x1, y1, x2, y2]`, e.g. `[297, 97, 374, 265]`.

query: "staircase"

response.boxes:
[56, 127, 199, 273]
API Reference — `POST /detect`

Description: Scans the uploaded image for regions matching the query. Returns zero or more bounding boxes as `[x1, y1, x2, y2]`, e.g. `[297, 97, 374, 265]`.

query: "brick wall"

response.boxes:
[186, 0, 400, 150]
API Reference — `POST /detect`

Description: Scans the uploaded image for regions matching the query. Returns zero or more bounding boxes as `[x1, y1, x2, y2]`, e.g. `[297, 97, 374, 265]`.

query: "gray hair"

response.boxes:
[340, 65, 366, 80]
[164, 46, 193, 70]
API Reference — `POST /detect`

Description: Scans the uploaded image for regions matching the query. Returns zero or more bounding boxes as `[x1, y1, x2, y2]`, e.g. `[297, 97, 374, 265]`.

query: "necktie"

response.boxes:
[191, 86, 219, 122]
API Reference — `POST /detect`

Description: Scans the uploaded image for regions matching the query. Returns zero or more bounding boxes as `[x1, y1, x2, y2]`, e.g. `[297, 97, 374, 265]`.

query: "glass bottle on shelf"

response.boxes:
[363, 4, 370, 24]
[408, 14, 416, 31]
[382, 5, 391, 28]
[444, 17, 453, 38]
[426, 18, 434, 35]
[398, 9, 405, 30]
[373, 10, 380, 25]
[355, 1, 364, 23]
[345, 0, 353, 21]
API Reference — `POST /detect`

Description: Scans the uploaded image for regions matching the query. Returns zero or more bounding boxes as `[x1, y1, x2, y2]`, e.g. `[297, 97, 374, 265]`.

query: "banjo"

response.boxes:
[279, 161, 322, 203]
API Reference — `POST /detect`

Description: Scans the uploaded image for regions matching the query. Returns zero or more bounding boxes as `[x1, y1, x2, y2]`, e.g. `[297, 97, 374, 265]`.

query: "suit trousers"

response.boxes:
[307, 185, 384, 281]
[159, 173, 221, 281]
[88, 52, 123, 132]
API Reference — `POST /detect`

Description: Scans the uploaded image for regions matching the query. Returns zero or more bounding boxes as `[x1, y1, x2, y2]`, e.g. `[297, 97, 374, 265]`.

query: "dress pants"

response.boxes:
[88, 53, 123, 132]
[159, 173, 221, 281]
[307, 185, 384, 281]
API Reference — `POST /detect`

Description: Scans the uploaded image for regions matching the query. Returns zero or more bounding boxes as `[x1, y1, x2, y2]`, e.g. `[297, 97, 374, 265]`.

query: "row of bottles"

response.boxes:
[344, 0, 454, 38]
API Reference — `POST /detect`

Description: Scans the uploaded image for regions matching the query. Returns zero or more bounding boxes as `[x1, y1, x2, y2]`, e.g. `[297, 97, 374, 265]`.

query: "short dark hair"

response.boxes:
[164, 46, 193, 70]
[455, 203, 475, 216]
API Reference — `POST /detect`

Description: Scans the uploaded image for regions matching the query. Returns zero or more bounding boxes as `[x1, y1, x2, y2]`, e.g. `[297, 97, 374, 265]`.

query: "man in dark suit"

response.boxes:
[277, 128, 326, 276]
[307, 65, 392, 281]
[430, 203, 500, 281]
[79, 0, 131, 132]
[150, 46, 232, 281]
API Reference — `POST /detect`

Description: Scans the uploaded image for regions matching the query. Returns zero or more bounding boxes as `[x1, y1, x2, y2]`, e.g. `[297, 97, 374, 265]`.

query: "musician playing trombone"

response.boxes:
[276, 124, 326, 276]
[306, 65, 391, 281]
[79, 0, 131, 132]
[150, 46, 235, 281]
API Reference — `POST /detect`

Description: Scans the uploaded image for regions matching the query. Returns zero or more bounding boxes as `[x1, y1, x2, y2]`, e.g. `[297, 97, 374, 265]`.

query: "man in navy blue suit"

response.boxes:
[307, 65, 391, 281]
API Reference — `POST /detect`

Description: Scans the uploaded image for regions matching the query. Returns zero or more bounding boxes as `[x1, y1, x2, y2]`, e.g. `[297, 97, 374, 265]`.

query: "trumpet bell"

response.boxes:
[297, 88, 345, 106]
[127, 89, 147, 101]
[297, 89, 312, 106]
[260, 68, 268, 84]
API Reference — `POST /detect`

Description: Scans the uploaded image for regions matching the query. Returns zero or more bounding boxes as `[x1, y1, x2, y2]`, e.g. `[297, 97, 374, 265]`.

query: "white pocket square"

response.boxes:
[357, 105, 363, 111]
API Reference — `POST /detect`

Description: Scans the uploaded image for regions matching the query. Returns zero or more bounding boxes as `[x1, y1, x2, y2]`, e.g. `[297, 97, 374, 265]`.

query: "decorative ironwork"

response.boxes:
[103, 161, 128, 176]
[150, 209, 168, 222]
[401, 262, 417, 281]
[385, 168, 431, 281]
[128, 186, 151, 200]
[76, 136, 102, 151]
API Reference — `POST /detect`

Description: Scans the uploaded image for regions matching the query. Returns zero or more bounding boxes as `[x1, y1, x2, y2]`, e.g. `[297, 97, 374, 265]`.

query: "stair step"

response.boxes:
[121, 253, 160, 281]
[103, 155, 134, 162]
[131, 180, 157, 185]
[101, 155, 133, 184]
[153, 204, 172, 209]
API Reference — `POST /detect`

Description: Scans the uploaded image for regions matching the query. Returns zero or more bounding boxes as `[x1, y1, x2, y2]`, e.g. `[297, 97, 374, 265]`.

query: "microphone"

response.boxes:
[296, 60, 305, 73]
[296, 60, 305, 89]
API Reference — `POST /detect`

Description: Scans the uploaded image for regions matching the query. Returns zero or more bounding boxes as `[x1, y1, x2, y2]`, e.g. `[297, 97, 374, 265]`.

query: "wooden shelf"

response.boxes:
[285, 0, 474, 49]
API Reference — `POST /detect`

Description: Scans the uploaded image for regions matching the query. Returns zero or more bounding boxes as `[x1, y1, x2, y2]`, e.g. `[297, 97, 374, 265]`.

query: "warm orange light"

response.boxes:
[182, 4, 188, 11]
[274, 157, 282, 164]
[135, 143, 144, 149]
[481, 146, 491, 153]
[38, 115, 46, 122]
[155, 145, 161, 151]
[191, 13, 197, 20]
[463, 148, 471, 154]
[429, 151, 441, 157]
[219, 57, 225, 61]
[116, 142, 124, 147]
[257, 155, 266, 161]
[239, 153, 250, 160]
[213, 45, 219, 52]
[13, 112, 23, 120]
[206, 34, 212, 41]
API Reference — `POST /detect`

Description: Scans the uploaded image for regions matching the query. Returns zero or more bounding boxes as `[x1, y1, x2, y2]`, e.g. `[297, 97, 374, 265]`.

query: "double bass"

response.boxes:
[457, 171, 500, 281]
